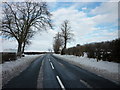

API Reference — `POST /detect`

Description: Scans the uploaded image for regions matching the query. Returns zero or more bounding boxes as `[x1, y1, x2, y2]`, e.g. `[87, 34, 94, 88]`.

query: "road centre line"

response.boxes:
[80, 79, 92, 88]
[56, 76, 65, 90]
[50, 62, 54, 69]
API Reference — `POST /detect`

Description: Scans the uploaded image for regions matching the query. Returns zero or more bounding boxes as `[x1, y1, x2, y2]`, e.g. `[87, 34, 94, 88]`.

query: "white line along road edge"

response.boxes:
[80, 79, 92, 88]
[56, 76, 65, 90]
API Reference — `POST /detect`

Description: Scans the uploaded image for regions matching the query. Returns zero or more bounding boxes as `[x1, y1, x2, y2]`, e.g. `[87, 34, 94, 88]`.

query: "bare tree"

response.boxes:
[53, 32, 63, 54]
[60, 20, 74, 54]
[2, 2, 52, 56]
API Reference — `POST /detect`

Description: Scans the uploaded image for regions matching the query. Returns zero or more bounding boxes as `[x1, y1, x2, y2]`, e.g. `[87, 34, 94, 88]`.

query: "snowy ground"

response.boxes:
[0, 54, 42, 89]
[54, 54, 120, 84]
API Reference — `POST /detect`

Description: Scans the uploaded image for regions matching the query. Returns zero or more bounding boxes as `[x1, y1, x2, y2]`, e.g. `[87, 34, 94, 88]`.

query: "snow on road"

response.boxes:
[54, 54, 120, 84]
[0, 54, 43, 89]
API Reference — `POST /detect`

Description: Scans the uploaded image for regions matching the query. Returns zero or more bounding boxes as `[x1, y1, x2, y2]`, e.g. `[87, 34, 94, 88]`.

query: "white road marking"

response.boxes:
[49, 59, 51, 62]
[80, 79, 92, 88]
[50, 62, 54, 69]
[56, 76, 65, 90]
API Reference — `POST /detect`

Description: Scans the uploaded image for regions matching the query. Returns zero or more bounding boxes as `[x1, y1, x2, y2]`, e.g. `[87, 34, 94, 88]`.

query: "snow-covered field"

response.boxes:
[54, 54, 120, 84]
[0, 54, 42, 89]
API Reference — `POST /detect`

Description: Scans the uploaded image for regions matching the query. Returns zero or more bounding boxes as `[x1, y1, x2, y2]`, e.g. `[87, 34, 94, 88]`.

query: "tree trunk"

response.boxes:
[22, 42, 26, 54]
[61, 39, 67, 55]
[64, 39, 67, 49]
[61, 48, 66, 55]
[17, 42, 22, 57]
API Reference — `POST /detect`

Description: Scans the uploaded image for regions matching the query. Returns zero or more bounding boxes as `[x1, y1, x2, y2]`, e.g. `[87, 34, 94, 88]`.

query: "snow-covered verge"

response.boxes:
[0, 54, 43, 89]
[54, 54, 120, 84]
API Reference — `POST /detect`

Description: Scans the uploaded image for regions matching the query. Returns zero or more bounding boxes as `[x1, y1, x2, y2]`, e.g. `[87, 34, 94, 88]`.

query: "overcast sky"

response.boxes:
[0, 0, 119, 52]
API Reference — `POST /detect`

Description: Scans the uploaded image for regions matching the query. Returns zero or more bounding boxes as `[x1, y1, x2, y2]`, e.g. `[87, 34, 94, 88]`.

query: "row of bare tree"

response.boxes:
[1, 2, 74, 56]
[53, 20, 74, 54]
[1, 2, 52, 56]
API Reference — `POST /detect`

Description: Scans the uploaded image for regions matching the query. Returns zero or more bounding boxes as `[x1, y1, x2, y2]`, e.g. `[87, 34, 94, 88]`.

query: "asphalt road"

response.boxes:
[2, 54, 120, 89]
[2, 55, 45, 89]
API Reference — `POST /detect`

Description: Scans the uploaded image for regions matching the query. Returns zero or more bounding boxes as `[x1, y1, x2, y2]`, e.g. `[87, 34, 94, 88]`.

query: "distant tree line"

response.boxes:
[24, 52, 48, 55]
[64, 38, 120, 63]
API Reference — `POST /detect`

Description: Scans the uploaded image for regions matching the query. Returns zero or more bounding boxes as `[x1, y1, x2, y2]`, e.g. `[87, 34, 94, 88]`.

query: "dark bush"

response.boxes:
[64, 38, 120, 63]
[1, 52, 17, 63]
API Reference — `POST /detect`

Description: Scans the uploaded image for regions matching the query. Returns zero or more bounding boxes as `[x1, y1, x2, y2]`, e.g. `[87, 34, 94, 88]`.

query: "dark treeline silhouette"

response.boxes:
[24, 52, 48, 55]
[64, 38, 120, 63]
[1, 52, 17, 63]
